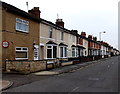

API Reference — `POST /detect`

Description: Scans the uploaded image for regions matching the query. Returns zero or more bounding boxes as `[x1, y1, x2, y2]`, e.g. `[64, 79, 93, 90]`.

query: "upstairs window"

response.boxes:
[16, 18, 29, 32]
[48, 27, 53, 38]
[72, 35, 75, 43]
[60, 32, 64, 40]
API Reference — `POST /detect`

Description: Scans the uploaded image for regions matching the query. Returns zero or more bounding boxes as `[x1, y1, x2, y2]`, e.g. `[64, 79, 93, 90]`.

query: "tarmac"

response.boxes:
[1, 59, 103, 91]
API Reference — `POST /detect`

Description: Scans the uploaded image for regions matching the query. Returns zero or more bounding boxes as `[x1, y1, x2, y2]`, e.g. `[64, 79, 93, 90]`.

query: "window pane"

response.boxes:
[21, 24, 25, 31]
[49, 27, 52, 38]
[49, 31, 52, 38]
[16, 48, 21, 50]
[47, 46, 52, 48]
[23, 48, 27, 50]
[16, 22, 19, 30]
[25, 25, 28, 32]
[64, 47, 67, 57]
[47, 49, 52, 58]
[60, 47, 63, 57]
[61, 32, 63, 40]
[16, 52, 27, 58]
[72, 48, 75, 57]
[53, 46, 57, 58]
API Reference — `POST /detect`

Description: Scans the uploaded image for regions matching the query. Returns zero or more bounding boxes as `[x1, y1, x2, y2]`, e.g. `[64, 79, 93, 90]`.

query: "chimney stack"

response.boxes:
[28, 7, 41, 18]
[81, 32, 86, 37]
[93, 37, 97, 41]
[71, 30, 78, 35]
[88, 35, 92, 40]
[56, 19, 64, 28]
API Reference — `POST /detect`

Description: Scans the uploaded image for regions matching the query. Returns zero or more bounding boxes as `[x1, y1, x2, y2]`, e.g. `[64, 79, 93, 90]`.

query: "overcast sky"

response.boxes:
[2, 0, 119, 49]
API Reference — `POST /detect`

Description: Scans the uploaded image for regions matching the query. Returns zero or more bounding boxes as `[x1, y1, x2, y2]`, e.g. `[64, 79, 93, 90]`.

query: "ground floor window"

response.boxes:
[60, 46, 67, 58]
[15, 47, 28, 60]
[88, 49, 93, 56]
[47, 45, 57, 59]
[72, 47, 78, 57]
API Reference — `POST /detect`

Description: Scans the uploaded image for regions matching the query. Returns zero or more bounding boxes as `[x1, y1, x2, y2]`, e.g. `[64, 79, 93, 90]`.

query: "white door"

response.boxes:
[34, 45, 39, 60]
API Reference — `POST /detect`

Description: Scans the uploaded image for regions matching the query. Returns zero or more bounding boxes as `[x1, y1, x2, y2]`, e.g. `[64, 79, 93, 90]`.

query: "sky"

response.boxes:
[1, 0, 119, 50]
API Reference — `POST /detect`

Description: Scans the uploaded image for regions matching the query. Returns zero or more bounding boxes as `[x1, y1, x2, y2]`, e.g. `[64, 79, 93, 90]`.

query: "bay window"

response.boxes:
[72, 47, 78, 57]
[60, 46, 67, 58]
[47, 45, 57, 59]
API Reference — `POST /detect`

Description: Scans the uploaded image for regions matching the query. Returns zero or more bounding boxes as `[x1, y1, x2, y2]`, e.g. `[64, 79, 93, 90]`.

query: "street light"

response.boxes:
[99, 31, 106, 41]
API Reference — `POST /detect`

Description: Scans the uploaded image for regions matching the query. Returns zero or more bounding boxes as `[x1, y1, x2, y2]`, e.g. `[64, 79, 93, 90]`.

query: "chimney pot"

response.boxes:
[88, 35, 92, 40]
[81, 32, 86, 37]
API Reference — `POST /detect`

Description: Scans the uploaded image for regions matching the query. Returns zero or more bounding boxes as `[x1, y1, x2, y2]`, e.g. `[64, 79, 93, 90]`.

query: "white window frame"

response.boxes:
[16, 18, 29, 33]
[15, 47, 28, 60]
[46, 45, 57, 59]
[59, 46, 67, 58]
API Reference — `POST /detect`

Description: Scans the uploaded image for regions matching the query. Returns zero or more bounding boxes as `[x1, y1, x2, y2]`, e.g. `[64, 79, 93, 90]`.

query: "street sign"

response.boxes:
[2, 40, 9, 48]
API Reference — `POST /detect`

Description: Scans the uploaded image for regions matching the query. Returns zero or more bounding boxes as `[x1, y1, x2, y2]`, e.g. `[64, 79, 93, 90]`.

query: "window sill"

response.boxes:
[16, 30, 29, 34]
[15, 58, 28, 60]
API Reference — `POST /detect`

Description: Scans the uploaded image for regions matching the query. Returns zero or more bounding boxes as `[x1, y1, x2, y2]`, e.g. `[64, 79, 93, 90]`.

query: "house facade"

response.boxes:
[1, 2, 40, 68]
[76, 32, 88, 57]
[1, 1, 119, 72]
[39, 18, 77, 63]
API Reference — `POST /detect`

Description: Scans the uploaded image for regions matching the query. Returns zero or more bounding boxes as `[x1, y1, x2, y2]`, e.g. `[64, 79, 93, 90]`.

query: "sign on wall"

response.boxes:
[2, 40, 9, 48]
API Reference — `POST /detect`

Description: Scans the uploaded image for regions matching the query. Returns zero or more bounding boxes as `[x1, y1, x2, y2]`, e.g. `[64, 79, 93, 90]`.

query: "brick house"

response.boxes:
[1, 1, 40, 69]
[88, 35, 101, 57]
[76, 32, 88, 57]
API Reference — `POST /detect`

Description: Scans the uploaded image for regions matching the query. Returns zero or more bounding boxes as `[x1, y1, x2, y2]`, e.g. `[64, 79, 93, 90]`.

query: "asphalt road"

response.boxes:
[4, 56, 119, 93]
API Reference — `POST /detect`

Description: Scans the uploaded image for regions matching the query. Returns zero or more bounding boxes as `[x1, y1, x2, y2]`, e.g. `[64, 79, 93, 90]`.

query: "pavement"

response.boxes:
[0, 80, 13, 91]
[1, 58, 108, 91]
[32, 60, 100, 76]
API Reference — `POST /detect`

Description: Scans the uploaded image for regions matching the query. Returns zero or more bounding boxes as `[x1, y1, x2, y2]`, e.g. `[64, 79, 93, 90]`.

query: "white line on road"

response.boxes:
[72, 87, 79, 91]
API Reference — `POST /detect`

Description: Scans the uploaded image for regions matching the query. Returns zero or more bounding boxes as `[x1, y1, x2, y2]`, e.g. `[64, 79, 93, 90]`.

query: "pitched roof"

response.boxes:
[1, 1, 40, 22]
[46, 41, 57, 45]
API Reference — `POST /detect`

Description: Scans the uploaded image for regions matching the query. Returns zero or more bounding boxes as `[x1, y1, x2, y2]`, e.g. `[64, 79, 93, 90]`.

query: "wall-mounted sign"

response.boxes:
[2, 40, 9, 48]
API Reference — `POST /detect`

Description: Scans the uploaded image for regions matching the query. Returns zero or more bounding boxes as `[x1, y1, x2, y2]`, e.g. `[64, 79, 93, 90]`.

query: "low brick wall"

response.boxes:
[6, 60, 47, 74]
[30, 61, 46, 72]
[61, 61, 73, 66]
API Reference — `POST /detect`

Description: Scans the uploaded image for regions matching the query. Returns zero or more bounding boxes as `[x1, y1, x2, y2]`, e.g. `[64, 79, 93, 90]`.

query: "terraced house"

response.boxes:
[0, 1, 119, 73]
[39, 18, 77, 64]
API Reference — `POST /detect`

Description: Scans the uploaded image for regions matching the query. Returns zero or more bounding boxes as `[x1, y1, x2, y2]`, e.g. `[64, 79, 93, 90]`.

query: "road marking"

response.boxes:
[72, 87, 79, 91]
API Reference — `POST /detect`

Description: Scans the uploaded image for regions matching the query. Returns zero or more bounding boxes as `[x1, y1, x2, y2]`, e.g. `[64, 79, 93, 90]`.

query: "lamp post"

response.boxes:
[99, 31, 106, 41]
